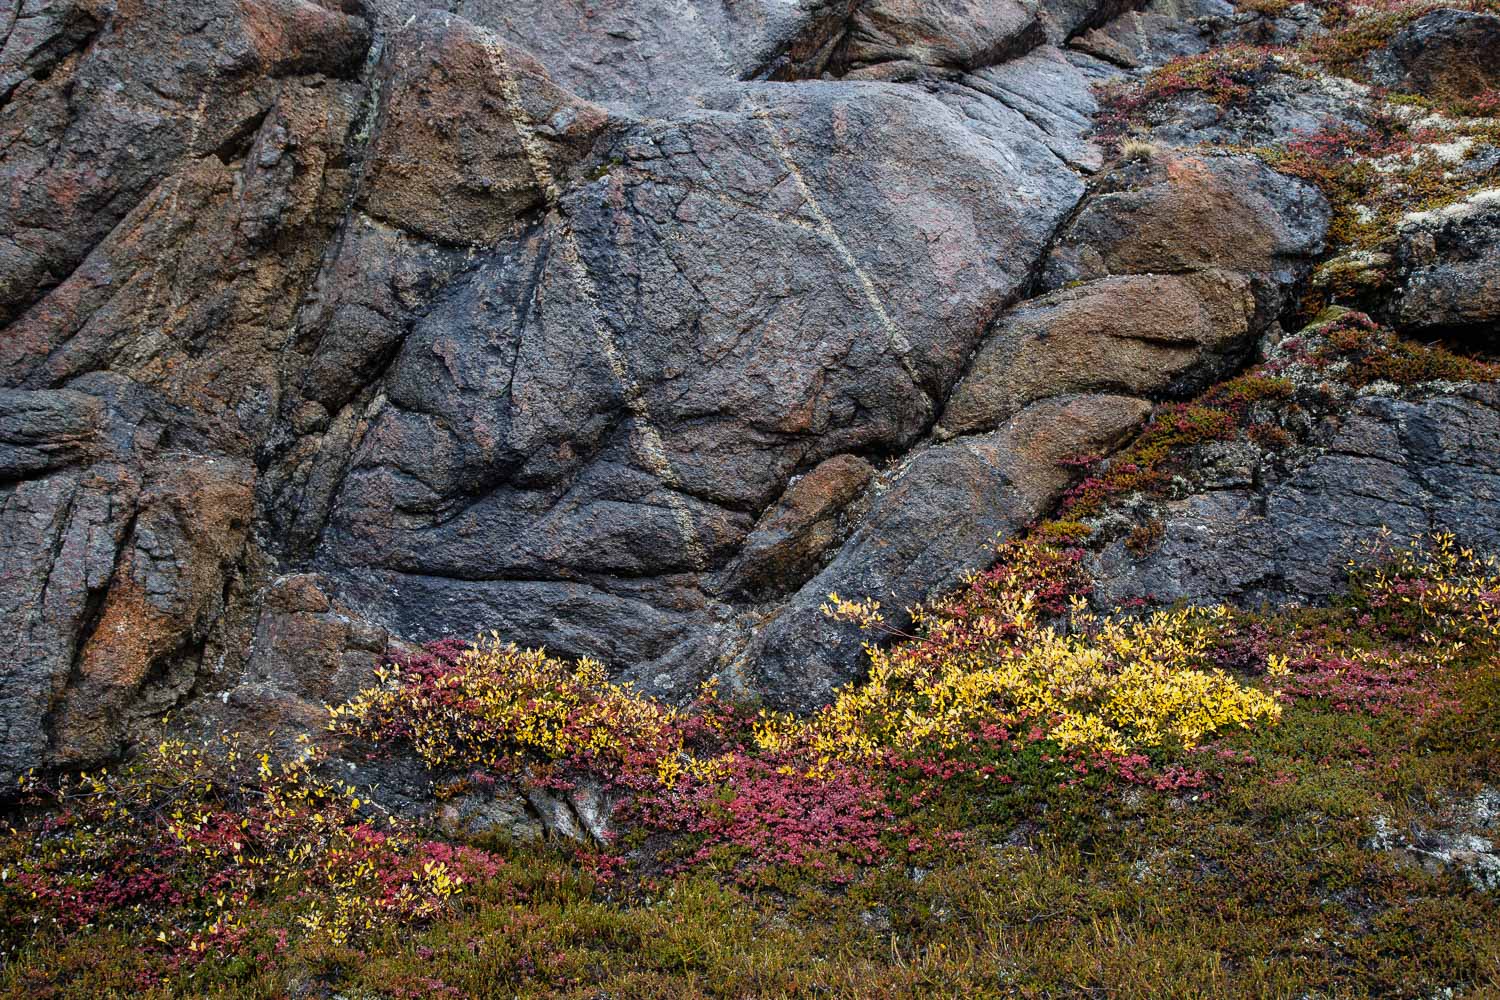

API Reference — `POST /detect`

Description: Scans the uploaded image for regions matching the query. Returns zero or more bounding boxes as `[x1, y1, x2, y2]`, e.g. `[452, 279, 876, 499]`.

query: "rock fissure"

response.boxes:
[9, 0, 1497, 783]
[37, 499, 140, 757]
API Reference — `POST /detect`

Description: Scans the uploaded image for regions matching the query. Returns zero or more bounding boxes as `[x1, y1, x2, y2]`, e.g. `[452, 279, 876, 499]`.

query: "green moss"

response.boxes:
[1031, 519, 1094, 544]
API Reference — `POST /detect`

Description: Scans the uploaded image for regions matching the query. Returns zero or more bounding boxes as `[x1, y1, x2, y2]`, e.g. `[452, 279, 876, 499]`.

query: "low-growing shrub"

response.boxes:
[329, 638, 685, 791]
[0, 736, 502, 960]
[5, 531, 1500, 995]
[785, 589, 1281, 760]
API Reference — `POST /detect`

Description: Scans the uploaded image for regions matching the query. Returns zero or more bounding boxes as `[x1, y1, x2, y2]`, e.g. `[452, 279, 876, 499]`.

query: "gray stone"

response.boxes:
[727, 455, 876, 602]
[440, 786, 546, 841]
[0, 389, 102, 477]
[1394, 193, 1500, 341]
[315, 76, 1091, 702]
[5, 0, 1479, 790]
[0, 0, 371, 785]
[1366, 9, 1500, 100]
[454, 0, 841, 111]
[1089, 388, 1500, 607]
[1069, 0, 1233, 67]
[1368, 788, 1500, 893]
[1139, 73, 1370, 151]
[957, 44, 1120, 171]
[740, 394, 1153, 709]
[360, 14, 610, 247]
[840, 0, 1043, 76]
[0, 0, 369, 330]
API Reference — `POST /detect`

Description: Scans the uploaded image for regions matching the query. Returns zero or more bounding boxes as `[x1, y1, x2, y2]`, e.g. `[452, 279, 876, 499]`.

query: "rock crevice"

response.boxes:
[0, 0, 1403, 780]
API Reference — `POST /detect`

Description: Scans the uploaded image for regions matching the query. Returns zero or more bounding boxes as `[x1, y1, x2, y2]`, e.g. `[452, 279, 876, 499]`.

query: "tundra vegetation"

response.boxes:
[4, 526, 1500, 997]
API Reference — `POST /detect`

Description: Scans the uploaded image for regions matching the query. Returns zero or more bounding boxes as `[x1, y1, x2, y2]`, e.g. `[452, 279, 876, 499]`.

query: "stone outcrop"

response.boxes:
[1039, 152, 1330, 300]
[13, 0, 1492, 787]
[728, 147, 1329, 707]
[220, 574, 392, 734]
[1366, 9, 1500, 100]
[1088, 386, 1500, 607]
[359, 14, 611, 246]
[1368, 789, 1500, 893]
[2, 0, 372, 781]
[838, 0, 1044, 78]
[1394, 191, 1500, 341]
[0, 0, 370, 332]
[937, 270, 1259, 439]
[314, 73, 1093, 704]
[736, 393, 1156, 708]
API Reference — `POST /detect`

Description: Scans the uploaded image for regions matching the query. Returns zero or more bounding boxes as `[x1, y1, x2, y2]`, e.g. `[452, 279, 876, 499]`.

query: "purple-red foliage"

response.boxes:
[1279, 652, 1429, 713]
[630, 754, 891, 876]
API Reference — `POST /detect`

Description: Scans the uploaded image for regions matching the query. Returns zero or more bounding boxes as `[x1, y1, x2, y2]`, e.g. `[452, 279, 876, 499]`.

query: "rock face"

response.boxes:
[1394, 192, 1500, 341]
[0, 0, 1394, 780]
[2, 0, 372, 783]
[734, 148, 1330, 706]
[738, 392, 1156, 708]
[1039, 152, 1330, 299]
[1089, 387, 1500, 607]
[938, 271, 1259, 438]
[1366, 10, 1500, 100]
[316, 75, 1092, 704]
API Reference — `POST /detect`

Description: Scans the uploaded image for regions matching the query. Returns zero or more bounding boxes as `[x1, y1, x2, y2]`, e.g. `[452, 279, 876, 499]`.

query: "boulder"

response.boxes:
[1366, 9, 1500, 100]
[839, 0, 1043, 76]
[938, 270, 1258, 438]
[361, 14, 609, 246]
[1042, 152, 1330, 297]
[1394, 191, 1500, 341]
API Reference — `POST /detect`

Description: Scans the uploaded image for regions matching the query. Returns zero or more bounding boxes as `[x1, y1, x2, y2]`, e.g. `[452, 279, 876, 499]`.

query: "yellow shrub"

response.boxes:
[781, 589, 1282, 760]
[1358, 531, 1500, 645]
[331, 636, 683, 778]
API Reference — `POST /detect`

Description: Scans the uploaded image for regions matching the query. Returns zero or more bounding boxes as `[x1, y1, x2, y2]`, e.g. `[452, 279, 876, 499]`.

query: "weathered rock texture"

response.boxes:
[1089, 387, 1500, 607]
[1394, 191, 1500, 341]
[1366, 10, 1500, 100]
[18, 0, 1469, 781]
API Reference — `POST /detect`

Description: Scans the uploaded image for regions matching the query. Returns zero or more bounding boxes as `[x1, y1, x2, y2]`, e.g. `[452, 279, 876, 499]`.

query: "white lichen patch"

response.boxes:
[1399, 187, 1500, 229]
[1426, 135, 1475, 164]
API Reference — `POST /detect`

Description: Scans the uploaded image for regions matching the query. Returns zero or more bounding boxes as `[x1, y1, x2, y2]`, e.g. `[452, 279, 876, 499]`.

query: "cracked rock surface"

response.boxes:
[2, 0, 1351, 776]
[1088, 387, 1500, 608]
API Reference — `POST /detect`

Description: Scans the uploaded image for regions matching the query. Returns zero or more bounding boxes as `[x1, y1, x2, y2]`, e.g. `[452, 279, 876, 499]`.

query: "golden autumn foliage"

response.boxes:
[338, 538, 1289, 787]
[762, 591, 1281, 762]
[330, 638, 683, 782]
[1356, 530, 1500, 645]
